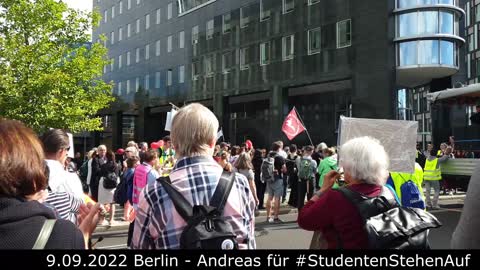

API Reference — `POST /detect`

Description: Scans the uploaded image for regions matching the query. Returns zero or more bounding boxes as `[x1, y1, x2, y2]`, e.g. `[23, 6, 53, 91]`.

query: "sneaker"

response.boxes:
[267, 217, 274, 223]
[273, 218, 283, 223]
[98, 220, 109, 226]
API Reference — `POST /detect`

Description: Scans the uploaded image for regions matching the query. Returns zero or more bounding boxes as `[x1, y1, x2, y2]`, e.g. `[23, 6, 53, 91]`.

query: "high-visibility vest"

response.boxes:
[390, 163, 424, 201]
[424, 158, 441, 181]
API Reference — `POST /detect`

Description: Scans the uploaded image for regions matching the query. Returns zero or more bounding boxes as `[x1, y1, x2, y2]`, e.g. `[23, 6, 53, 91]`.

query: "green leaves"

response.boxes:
[0, 0, 113, 133]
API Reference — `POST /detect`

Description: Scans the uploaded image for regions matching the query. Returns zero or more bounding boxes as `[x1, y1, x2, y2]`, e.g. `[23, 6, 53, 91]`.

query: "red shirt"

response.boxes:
[297, 183, 382, 249]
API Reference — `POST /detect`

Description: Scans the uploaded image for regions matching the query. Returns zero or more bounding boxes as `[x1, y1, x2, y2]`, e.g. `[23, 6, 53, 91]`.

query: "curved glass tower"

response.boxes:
[395, 0, 465, 87]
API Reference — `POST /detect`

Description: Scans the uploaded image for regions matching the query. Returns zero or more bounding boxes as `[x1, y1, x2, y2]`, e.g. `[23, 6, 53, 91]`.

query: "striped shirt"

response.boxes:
[131, 156, 256, 249]
[44, 192, 82, 223]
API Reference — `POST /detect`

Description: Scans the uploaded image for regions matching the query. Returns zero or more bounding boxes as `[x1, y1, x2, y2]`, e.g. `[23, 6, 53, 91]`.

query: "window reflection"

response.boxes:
[398, 11, 456, 38]
[400, 41, 417, 66]
[418, 40, 439, 64]
[440, 40, 454, 65]
[398, 40, 456, 66]
[398, 0, 455, 8]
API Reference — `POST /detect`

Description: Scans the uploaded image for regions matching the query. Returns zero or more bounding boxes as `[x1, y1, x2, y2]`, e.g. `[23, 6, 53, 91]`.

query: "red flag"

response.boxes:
[282, 108, 306, 141]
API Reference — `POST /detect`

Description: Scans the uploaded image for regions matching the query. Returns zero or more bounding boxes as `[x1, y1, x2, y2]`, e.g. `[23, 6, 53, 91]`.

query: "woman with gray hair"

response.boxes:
[297, 136, 389, 249]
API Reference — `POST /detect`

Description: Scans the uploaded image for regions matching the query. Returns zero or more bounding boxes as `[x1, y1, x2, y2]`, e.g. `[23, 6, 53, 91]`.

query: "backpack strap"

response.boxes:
[32, 219, 56, 250]
[158, 176, 193, 221]
[209, 171, 235, 213]
[337, 186, 398, 221]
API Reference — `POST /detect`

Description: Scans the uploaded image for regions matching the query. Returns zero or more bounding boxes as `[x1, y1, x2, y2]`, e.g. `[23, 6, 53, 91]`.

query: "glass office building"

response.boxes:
[93, 0, 466, 148]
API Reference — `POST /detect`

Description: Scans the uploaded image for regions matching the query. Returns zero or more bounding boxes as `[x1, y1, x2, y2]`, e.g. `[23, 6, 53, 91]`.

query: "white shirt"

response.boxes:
[46, 159, 84, 200]
[87, 159, 93, 185]
[278, 150, 288, 159]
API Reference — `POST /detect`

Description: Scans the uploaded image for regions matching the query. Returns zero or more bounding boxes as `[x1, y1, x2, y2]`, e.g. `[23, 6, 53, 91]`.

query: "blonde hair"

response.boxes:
[87, 150, 95, 159]
[171, 103, 218, 157]
[235, 152, 253, 170]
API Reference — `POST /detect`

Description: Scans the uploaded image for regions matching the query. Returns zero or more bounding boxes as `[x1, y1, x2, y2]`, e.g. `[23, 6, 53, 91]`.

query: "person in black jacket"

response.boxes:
[252, 149, 265, 210]
[0, 118, 101, 249]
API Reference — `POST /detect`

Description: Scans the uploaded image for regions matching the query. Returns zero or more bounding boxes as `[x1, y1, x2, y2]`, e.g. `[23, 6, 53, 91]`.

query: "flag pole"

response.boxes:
[169, 102, 181, 110]
[293, 106, 314, 146]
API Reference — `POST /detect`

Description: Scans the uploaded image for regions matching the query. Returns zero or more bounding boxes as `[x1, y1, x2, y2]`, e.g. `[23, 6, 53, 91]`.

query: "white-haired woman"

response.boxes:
[298, 136, 390, 249]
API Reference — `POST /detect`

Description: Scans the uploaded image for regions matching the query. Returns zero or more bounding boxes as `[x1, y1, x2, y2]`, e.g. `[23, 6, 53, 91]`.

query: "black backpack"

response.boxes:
[114, 171, 132, 205]
[338, 186, 442, 249]
[103, 172, 119, 189]
[158, 171, 239, 250]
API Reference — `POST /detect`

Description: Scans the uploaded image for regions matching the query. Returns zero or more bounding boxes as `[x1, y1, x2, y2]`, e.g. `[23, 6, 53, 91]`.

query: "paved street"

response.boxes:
[93, 196, 464, 250]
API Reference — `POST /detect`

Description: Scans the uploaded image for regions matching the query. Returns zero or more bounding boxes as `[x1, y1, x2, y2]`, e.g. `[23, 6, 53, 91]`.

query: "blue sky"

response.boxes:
[64, 0, 92, 12]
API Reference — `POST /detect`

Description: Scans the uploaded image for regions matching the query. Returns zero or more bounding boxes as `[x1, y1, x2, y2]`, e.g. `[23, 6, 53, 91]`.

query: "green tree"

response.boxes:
[0, 0, 114, 133]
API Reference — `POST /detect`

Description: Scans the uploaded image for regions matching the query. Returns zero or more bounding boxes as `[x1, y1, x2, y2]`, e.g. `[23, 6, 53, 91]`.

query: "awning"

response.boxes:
[427, 84, 480, 103]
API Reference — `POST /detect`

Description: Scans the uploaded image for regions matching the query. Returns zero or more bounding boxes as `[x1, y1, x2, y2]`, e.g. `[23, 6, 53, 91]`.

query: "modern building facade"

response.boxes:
[93, 0, 466, 149]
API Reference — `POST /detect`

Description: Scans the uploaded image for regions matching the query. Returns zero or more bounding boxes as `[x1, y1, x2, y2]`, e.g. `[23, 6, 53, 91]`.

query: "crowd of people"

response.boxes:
[0, 103, 479, 249]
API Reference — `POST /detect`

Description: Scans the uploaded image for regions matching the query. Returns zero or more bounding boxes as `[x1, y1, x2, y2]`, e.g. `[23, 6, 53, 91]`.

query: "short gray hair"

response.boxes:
[339, 136, 389, 186]
[171, 103, 218, 157]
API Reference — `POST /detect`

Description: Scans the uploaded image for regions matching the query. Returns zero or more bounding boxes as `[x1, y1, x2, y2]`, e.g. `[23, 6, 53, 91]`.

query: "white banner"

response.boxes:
[164, 108, 178, 131]
[338, 116, 418, 173]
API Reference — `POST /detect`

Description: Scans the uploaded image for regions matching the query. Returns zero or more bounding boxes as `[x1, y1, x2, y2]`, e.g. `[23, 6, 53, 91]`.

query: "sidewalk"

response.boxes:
[94, 192, 465, 234]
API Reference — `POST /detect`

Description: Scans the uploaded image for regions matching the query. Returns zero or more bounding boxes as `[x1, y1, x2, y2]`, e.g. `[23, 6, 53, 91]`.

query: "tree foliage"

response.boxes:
[0, 0, 113, 133]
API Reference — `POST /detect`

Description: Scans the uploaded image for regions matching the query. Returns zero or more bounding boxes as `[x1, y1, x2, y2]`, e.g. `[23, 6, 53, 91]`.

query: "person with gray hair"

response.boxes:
[298, 136, 390, 249]
[131, 103, 256, 249]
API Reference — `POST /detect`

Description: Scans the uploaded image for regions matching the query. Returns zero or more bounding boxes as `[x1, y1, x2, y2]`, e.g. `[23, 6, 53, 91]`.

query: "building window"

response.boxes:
[397, 89, 413, 121]
[206, 19, 214, 40]
[104, 10, 107, 23]
[167, 69, 173, 86]
[127, 23, 131, 37]
[110, 31, 114, 44]
[260, 0, 273, 21]
[167, 35, 173, 52]
[205, 55, 215, 77]
[282, 35, 294, 60]
[110, 58, 114, 71]
[136, 19, 140, 33]
[118, 55, 122, 69]
[111, 6, 115, 19]
[127, 51, 131, 66]
[118, 27, 123, 41]
[145, 74, 150, 90]
[155, 72, 161, 88]
[240, 6, 250, 28]
[127, 0, 131, 10]
[179, 31, 185, 49]
[192, 25, 199, 44]
[135, 77, 140, 92]
[192, 61, 200, 80]
[223, 13, 231, 34]
[136, 0, 140, 5]
[240, 47, 250, 70]
[179, 65, 185, 83]
[135, 47, 140, 63]
[168, 3, 173, 20]
[308, 0, 320, 5]
[337, 19, 352, 48]
[119, 1, 123, 14]
[118, 81, 122, 96]
[126, 79, 130, 94]
[282, 0, 294, 14]
[145, 14, 150, 30]
[260, 42, 271, 65]
[308, 27, 321, 55]
[145, 44, 150, 60]
[156, 40, 161, 56]
[156, 8, 161, 24]
[222, 51, 234, 73]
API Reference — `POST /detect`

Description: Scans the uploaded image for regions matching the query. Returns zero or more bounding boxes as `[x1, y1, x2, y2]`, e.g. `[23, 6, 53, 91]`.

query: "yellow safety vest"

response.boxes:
[424, 158, 441, 181]
[390, 163, 424, 201]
